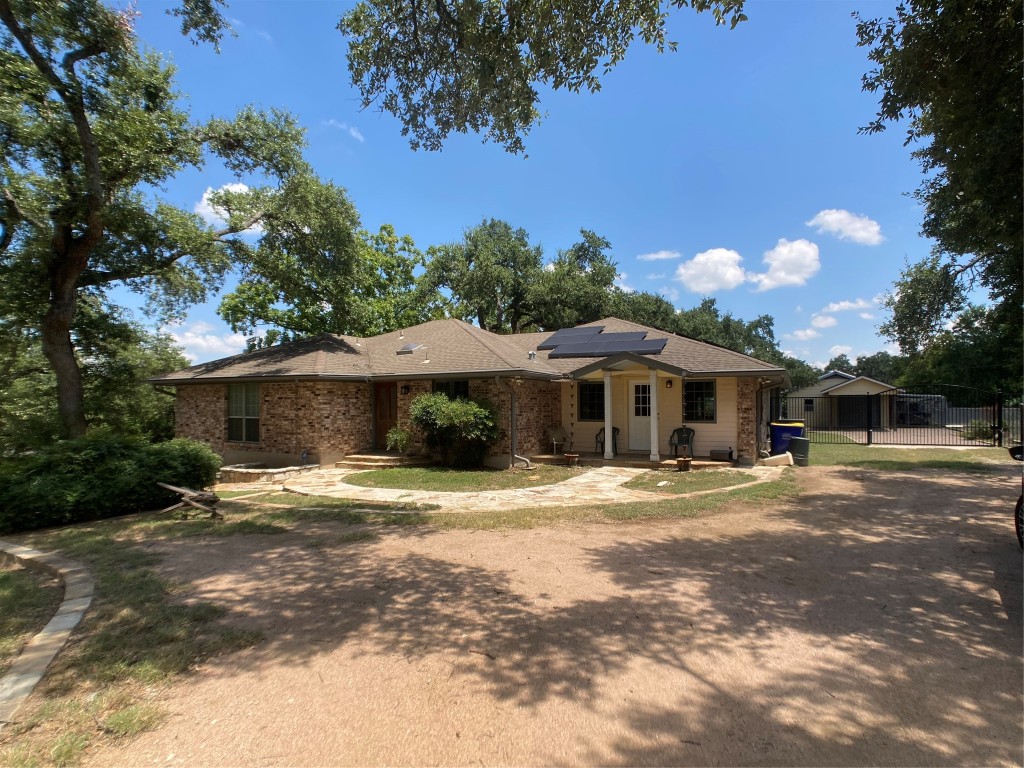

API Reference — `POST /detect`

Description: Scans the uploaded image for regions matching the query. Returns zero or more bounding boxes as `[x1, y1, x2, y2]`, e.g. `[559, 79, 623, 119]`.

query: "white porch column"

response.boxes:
[603, 371, 614, 459]
[649, 367, 660, 462]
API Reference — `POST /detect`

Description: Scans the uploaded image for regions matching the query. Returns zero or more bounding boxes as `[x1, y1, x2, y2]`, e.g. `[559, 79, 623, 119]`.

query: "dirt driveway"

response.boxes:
[90, 467, 1023, 767]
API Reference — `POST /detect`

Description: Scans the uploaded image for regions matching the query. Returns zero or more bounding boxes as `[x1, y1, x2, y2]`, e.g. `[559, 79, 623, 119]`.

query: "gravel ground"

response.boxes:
[88, 466, 1023, 767]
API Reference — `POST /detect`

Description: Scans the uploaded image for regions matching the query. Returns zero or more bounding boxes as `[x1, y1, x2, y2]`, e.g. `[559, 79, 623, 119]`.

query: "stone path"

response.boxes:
[0, 541, 93, 735]
[281, 465, 779, 512]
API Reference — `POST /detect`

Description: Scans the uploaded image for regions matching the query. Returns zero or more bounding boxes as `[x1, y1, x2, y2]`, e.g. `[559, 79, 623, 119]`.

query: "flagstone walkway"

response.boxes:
[279, 465, 779, 512]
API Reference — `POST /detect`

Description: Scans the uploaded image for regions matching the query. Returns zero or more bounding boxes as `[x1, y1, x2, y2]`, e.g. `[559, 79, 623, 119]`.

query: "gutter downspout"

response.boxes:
[497, 375, 531, 469]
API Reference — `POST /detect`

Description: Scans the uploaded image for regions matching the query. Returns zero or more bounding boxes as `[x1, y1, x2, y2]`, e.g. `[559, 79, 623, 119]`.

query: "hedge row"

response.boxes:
[0, 435, 221, 534]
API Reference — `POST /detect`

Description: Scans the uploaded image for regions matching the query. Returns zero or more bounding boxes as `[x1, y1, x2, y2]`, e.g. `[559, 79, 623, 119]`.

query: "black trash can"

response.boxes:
[770, 421, 805, 455]
[789, 436, 811, 466]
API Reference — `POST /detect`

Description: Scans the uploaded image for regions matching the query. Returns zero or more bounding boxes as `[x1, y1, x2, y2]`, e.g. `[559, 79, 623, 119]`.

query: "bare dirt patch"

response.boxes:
[85, 466, 1022, 767]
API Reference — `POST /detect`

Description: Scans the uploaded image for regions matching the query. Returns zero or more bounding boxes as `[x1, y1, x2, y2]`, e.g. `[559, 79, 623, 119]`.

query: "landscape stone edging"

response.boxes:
[0, 539, 94, 735]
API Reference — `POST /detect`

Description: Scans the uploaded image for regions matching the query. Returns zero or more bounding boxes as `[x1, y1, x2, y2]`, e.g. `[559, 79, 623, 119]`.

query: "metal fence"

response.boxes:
[771, 385, 1021, 448]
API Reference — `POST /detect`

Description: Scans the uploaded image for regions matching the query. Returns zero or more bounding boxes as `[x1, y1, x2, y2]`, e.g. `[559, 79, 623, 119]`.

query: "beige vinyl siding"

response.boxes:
[828, 380, 892, 396]
[686, 377, 738, 458]
[560, 373, 699, 456]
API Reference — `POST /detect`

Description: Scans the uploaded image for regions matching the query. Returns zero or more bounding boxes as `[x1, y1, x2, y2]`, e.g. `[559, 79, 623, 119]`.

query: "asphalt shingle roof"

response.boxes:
[153, 317, 786, 383]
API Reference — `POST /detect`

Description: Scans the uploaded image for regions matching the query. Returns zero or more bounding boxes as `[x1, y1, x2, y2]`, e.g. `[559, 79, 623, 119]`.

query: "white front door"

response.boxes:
[628, 381, 652, 451]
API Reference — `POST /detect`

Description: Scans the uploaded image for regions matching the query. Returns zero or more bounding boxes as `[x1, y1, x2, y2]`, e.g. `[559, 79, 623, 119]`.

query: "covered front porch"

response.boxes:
[557, 352, 712, 463]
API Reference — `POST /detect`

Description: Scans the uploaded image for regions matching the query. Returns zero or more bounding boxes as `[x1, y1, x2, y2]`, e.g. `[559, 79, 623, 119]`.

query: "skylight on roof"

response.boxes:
[396, 342, 423, 355]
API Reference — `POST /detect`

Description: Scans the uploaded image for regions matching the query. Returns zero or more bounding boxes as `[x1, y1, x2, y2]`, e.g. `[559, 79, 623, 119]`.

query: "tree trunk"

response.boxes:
[40, 252, 88, 439]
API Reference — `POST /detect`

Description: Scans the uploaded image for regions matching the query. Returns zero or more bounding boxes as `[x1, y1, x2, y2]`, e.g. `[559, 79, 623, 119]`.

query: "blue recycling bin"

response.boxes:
[770, 421, 805, 455]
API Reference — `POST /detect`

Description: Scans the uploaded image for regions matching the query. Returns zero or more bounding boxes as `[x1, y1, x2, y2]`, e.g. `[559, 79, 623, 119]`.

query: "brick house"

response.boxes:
[153, 317, 789, 468]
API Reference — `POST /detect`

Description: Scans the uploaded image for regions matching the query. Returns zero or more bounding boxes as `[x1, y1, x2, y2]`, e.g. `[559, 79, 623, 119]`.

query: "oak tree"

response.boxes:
[339, 0, 747, 153]
[857, 0, 1022, 360]
[0, 0, 348, 437]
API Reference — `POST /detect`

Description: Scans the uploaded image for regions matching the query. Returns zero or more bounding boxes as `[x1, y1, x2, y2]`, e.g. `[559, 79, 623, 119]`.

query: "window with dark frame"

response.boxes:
[804, 398, 815, 412]
[684, 380, 716, 422]
[578, 381, 605, 421]
[432, 380, 470, 400]
[227, 383, 260, 442]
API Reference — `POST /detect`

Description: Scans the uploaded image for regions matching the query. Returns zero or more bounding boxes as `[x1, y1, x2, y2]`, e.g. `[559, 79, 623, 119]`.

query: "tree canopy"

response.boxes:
[0, 301, 188, 455]
[339, 0, 747, 153]
[857, 0, 1022, 369]
[0, 0, 350, 438]
[420, 219, 619, 334]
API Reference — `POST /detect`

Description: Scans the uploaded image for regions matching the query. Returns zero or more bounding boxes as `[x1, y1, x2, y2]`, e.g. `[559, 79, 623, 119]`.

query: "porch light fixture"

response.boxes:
[665, 379, 673, 389]
[400, 385, 410, 395]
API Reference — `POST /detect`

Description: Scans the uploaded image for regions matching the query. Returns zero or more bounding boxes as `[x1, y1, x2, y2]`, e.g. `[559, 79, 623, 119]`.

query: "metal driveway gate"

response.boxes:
[771, 385, 1019, 447]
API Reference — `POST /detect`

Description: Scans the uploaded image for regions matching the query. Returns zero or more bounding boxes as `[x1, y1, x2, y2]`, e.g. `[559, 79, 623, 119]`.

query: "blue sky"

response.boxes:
[130, 0, 930, 367]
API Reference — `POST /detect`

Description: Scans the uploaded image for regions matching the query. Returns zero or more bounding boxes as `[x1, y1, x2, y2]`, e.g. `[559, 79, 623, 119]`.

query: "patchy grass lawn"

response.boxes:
[0, 562, 63, 677]
[624, 469, 760, 494]
[422, 469, 800, 530]
[0, 494, 427, 767]
[344, 464, 586, 492]
[807, 444, 1010, 472]
[0, 464, 809, 764]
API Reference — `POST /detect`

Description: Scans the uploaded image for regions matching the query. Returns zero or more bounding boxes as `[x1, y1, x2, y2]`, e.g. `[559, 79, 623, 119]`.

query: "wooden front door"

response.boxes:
[374, 382, 398, 449]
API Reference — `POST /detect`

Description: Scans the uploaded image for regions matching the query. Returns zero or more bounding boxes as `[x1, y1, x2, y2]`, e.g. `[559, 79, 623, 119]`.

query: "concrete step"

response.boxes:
[335, 453, 432, 470]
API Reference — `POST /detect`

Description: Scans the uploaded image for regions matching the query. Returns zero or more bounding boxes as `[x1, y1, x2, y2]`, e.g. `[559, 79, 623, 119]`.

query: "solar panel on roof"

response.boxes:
[583, 332, 647, 343]
[396, 342, 423, 355]
[536, 325, 603, 350]
[548, 338, 668, 358]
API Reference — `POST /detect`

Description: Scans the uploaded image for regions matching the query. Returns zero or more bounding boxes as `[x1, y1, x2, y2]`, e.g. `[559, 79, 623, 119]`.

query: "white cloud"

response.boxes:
[858, 312, 875, 320]
[637, 249, 683, 262]
[194, 183, 263, 233]
[748, 238, 820, 291]
[659, 286, 680, 303]
[785, 328, 821, 341]
[810, 360, 828, 370]
[164, 321, 247, 363]
[675, 248, 746, 293]
[615, 271, 634, 292]
[806, 209, 883, 245]
[645, 272, 666, 280]
[228, 17, 273, 43]
[324, 119, 365, 143]
[828, 344, 853, 356]
[811, 314, 837, 329]
[819, 298, 873, 313]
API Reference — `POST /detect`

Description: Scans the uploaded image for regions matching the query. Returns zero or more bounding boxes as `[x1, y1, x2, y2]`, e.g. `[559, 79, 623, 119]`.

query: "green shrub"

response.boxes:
[961, 419, 992, 441]
[408, 393, 499, 468]
[385, 426, 412, 455]
[0, 434, 221, 534]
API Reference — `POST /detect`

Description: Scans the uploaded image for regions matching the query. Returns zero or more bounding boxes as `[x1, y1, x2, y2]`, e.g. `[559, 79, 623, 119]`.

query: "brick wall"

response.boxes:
[472, 377, 561, 460]
[736, 376, 757, 466]
[396, 379, 432, 455]
[300, 381, 372, 464]
[175, 377, 562, 467]
[174, 380, 372, 466]
[471, 378, 512, 458]
[175, 384, 228, 456]
[510, 378, 561, 456]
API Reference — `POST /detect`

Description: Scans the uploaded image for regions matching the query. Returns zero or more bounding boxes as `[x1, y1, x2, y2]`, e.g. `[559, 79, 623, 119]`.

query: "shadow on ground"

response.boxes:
[129, 467, 1023, 765]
